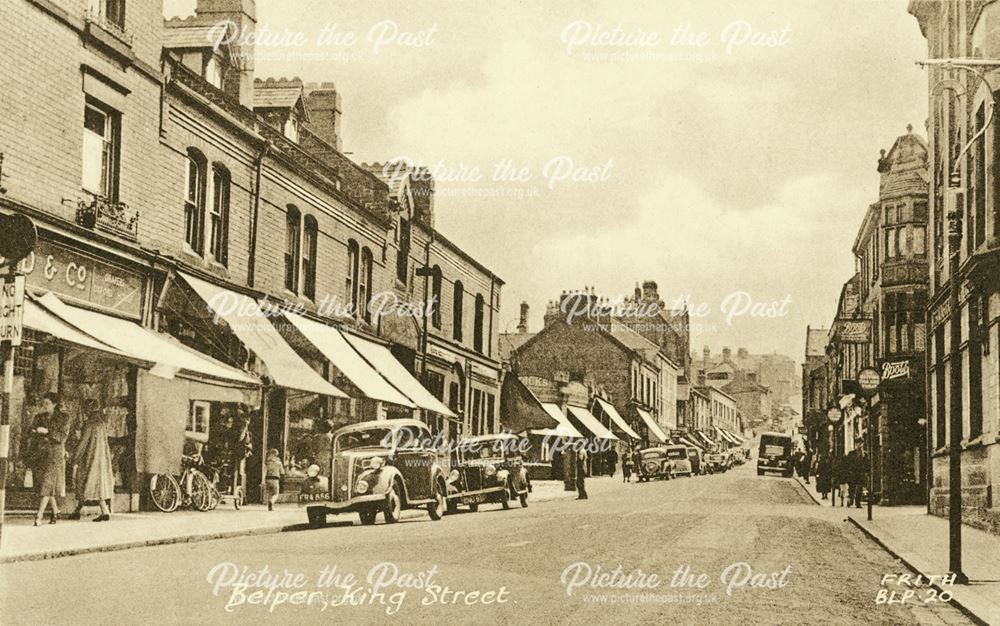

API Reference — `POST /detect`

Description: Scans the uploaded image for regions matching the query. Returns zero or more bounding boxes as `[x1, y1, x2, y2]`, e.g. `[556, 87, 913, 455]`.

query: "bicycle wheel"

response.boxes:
[149, 473, 181, 512]
[208, 485, 221, 510]
[189, 470, 214, 512]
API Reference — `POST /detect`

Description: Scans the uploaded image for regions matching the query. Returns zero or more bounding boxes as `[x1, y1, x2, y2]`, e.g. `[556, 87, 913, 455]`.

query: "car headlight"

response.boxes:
[354, 479, 370, 494]
[307, 464, 320, 478]
[366, 457, 385, 470]
[448, 469, 460, 483]
[484, 464, 497, 476]
[496, 469, 510, 482]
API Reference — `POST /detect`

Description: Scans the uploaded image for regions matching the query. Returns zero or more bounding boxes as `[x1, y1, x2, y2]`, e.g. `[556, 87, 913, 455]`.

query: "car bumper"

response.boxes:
[302, 492, 387, 512]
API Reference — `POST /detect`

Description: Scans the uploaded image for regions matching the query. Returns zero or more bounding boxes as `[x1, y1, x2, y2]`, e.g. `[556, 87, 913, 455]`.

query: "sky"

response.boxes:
[165, 0, 929, 364]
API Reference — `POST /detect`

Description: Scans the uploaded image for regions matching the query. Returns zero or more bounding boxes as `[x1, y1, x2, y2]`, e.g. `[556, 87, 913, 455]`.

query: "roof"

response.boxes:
[499, 332, 536, 363]
[333, 418, 429, 436]
[805, 327, 829, 357]
[253, 87, 304, 110]
[602, 320, 659, 354]
[163, 25, 217, 49]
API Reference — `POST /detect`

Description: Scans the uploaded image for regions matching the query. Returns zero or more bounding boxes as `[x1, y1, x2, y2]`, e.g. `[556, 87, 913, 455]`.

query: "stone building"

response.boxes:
[909, 0, 1000, 533]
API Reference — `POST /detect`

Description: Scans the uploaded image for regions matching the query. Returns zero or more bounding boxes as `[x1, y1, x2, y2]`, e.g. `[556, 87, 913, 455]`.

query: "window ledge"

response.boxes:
[82, 17, 135, 66]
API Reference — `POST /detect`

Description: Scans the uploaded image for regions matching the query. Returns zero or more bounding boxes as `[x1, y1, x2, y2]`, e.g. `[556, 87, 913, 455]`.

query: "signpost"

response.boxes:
[857, 367, 881, 522]
[0, 212, 36, 549]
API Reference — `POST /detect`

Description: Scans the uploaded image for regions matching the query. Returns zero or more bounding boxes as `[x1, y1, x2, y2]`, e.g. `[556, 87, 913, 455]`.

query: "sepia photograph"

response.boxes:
[0, 0, 998, 623]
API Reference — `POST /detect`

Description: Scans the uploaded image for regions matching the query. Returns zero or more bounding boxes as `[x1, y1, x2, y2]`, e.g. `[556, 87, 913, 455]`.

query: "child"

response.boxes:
[265, 448, 283, 511]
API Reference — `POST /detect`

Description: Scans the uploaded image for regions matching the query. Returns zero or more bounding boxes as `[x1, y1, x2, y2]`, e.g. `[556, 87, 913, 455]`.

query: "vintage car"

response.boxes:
[635, 447, 673, 481]
[664, 445, 693, 477]
[757, 432, 793, 477]
[301, 419, 448, 527]
[446, 433, 531, 512]
[704, 452, 726, 474]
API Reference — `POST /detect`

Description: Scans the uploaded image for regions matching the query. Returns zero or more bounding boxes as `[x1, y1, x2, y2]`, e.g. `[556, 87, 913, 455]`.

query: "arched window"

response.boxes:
[302, 215, 318, 300]
[360, 247, 373, 323]
[209, 164, 230, 264]
[284, 205, 301, 292]
[452, 280, 464, 342]
[473, 294, 485, 353]
[347, 239, 359, 313]
[184, 148, 207, 254]
[431, 265, 442, 329]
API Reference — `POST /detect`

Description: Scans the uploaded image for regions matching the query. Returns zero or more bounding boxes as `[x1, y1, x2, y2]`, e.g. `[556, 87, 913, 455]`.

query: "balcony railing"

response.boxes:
[76, 196, 139, 241]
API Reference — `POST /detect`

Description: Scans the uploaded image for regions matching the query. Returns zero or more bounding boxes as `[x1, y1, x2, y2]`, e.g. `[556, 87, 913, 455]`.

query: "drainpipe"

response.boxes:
[247, 142, 271, 288]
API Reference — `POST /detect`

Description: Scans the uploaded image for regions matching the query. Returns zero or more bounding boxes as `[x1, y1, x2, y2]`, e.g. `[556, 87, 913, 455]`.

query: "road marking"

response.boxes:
[505, 540, 533, 548]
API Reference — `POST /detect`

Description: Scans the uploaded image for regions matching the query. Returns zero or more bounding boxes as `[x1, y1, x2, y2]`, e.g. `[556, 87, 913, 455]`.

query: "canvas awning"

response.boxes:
[679, 435, 703, 450]
[566, 405, 619, 440]
[281, 311, 415, 407]
[636, 408, 669, 444]
[717, 427, 742, 445]
[696, 430, 716, 447]
[35, 292, 259, 387]
[725, 429, 745, 444]
[179, 272, 345, 397]
[532, 403, 584, 438]
[24, 297, 124, 356]
[339, 331, 456, 417]
[593, 398, 640, 440]
[500, 374, 560, 433]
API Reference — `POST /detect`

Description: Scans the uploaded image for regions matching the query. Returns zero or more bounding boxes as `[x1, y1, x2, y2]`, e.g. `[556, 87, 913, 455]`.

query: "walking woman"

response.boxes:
[69, 399, 114, 522]
[29, 392, 71, 525]
[815, 454, 831, 500]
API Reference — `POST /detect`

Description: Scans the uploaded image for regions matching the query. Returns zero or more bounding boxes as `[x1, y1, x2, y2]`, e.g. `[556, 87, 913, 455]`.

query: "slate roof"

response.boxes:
[252, 87, 304, 110]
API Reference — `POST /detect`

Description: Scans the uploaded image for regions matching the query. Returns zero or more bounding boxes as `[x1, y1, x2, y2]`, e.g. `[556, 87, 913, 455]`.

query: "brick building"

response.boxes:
[0, 0, 501, 507]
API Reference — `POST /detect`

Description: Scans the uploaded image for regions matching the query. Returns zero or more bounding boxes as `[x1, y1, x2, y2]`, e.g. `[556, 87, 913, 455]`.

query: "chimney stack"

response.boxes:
[723, 347, 732, 362]
[518, 301, 529, 334]
[641, 280, 658, 303]
[196, 0, 256, 107]
[303, 82, 342, 150]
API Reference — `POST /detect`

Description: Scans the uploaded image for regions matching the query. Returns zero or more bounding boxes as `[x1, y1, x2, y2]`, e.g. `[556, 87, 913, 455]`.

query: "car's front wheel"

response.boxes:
[428, 481, 445, 521]
[468, 502, 479, 513]
[519, 490, 528, 508]
[384, 482, 403, 524]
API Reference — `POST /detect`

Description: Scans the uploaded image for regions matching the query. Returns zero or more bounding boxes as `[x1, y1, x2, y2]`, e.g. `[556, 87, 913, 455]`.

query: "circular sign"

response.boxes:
[826, 407, 841, 423]
[0, 214, 37, 263]
[857, 367, 881, 395]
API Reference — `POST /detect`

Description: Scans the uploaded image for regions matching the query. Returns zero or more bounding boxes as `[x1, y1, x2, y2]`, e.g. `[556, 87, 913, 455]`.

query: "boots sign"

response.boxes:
[880, 360, 910, 381]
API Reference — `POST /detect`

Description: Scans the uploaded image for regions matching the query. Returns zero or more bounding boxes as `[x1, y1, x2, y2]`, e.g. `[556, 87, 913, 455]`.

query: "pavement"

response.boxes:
[0, 465, 979, 624]
[0, 478, 587, 564]
[795, 474, 1000, 625]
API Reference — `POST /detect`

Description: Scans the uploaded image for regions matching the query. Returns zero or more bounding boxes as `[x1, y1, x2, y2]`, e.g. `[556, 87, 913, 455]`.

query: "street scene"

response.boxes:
[1, 0, 1000, 624]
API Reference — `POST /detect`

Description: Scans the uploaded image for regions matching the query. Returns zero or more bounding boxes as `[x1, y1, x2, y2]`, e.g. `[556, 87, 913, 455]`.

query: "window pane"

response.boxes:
[84, 105, 106, 137]
[82, 130, 105, 193]
[914, 226, 926, 254]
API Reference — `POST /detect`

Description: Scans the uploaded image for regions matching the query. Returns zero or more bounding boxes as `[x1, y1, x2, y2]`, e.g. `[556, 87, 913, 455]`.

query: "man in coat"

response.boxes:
[575, 447, 589, 500]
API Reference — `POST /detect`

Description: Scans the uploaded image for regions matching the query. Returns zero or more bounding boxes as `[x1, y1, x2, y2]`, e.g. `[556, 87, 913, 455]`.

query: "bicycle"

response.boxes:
[147, 454, 216, 513]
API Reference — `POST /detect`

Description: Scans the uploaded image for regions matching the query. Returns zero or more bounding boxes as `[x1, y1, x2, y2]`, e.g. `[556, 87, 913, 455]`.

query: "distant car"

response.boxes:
[635, 447, 673, 481]
[301, 419, 448, 527]
[758, 432, 794, 477]
[666, 445, 694, 477]
[446, 433, 530, 512]
[704, 452, 726, 474]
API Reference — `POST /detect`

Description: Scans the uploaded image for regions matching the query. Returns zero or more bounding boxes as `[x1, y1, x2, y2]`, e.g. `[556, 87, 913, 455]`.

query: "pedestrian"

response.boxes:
[68, 399, 114, 522]
[832, 454, 850, 506]
[575, 446, 589, 500]
[815, 455, 831, 500]
[802, 447, 813, 484]
[265, 448, 284, 511]
[608, 448, 618, 478]
[849, 449, 867, 508]
[28, 392, 71, 526]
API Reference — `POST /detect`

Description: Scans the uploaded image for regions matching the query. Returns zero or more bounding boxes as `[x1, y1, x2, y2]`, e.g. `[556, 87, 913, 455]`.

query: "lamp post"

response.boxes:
[858, 367, 881, 522]
[945, 177, 968, 584]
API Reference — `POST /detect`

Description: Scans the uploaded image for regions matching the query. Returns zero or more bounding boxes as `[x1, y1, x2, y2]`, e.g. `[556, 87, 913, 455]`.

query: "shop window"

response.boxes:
[473, 294, 485, 353]
[284, 205, 301, 292]
[302, 215, 318, 300]
[431, 265, 442, 329]
[486, 393, 495, 434]
[184, 148, 206, 254]
[347, 239, 359, 313]
[452, 281, 464, 342]
[83, 99, 120, 200]
[187, 401, 211, 443]
[209, 164, 230, 264]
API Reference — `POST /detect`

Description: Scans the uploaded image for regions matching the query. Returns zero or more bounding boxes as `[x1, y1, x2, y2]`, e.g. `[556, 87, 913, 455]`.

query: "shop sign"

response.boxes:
[857, 367, 881, 395]
[18, 239, 144, 319]
[428, 344, 463, 366]
[835, 318, 872, 343]
[0, 275, 26, 346]
[881, 360, 910, 381]
[471, 362, 498, 379]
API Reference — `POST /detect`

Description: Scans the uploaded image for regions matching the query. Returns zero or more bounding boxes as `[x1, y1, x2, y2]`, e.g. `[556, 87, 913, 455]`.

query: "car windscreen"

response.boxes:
[335, 428, 394, 452]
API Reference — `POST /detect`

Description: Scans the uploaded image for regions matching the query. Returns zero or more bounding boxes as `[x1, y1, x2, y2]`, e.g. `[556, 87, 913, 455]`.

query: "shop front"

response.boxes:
[591, 398, 639, 475]
[875, 357, 926, 505]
